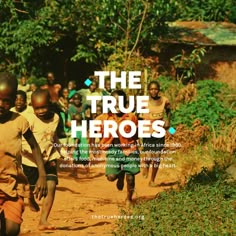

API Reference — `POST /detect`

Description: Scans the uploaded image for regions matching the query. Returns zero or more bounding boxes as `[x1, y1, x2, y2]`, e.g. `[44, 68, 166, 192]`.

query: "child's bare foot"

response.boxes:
[125, 198, 133, 208]
[28, 197, 40, 212]
[38, 223, 56, 231]
[116, 172, 125, 191]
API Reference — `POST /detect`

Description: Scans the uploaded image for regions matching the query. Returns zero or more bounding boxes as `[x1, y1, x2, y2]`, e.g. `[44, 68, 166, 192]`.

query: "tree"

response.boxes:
[175, 0, 236, 22]
[72, 0, 178, 69]
[1, 0, 234, 77]
[0, 0, 79, 75]
[0, 0, 177, 76]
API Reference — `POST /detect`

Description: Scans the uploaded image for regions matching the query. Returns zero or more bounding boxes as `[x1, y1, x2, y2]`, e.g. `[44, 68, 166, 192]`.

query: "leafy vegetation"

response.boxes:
[114, 167, 236, 236]
[1, 0, 236, 76]
[114, 76, 236, 235]
[0, 0, 178, 75]
[170, 47, 206, 84]
[170, 80, 236, 130]
[175, 0, 236, 22]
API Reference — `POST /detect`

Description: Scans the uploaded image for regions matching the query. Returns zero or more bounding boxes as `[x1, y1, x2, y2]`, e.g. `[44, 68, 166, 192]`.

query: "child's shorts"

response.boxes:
[0, 191, 24, 225]
[22, 160, 58, 190]
[105, 147, 140, 176]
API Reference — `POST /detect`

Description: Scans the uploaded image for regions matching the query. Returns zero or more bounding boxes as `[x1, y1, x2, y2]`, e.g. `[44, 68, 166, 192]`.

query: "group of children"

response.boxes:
[0, 71, 171, 235]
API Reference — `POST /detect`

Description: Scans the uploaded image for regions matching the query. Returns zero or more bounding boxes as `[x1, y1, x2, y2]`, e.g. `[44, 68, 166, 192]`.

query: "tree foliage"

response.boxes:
[175, 0, 236, 22]
[0, 0, 79, 75]
[0, 0, 235, 76]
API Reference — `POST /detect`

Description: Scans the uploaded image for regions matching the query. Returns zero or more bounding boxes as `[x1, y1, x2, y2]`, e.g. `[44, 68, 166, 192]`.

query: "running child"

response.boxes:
[139, 80, 171, 187]
[0, 72, 47, 236]
[95, 90, 140, 206]
[21, 89, 62, 230]
[11, 90, 40, 212]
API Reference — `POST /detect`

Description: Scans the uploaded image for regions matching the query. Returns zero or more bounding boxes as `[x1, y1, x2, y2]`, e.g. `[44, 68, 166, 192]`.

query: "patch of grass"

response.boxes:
[114, 166, 236, 236]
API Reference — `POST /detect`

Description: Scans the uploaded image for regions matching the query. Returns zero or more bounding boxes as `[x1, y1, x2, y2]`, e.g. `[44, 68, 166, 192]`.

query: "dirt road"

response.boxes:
[20, 158, 179, 236]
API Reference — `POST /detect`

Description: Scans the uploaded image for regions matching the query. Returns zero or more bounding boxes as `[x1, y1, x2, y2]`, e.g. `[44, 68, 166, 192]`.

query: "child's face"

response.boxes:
[85, 107, 91, 118]
[62, 88, 69, 98]
[0, 86, 14, 118]
[30, 83, 37, 92]
[68, 81, 76, 90]
[32, 95, 50, 120]
[15, 94, 27, 112]
[89, 82, 97, 92]
[47, 73, 55, 85]
[73, 95, 81, 106]
[96, 106, 102, 116]
[20, 76, 27, 86]
[105, 80, 111, 92]
[148, 83, 159, 99]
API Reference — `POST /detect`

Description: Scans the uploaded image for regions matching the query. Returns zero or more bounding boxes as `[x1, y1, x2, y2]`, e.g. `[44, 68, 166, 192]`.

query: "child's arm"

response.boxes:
[23, 128, 47, 200]
[53, 134, 67, 159]
[164, 102, 171, 129]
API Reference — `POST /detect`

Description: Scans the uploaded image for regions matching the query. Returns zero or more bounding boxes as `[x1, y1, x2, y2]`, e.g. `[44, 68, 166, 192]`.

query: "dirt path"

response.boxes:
[20, 157, 179, 236]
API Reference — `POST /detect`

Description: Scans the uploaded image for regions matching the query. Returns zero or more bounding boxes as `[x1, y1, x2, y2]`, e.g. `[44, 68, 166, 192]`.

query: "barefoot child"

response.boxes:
[21, 89, 62, 230]
[11, 90, 40, 212]
[0, 72, 47, 236]
[95, 90, 140, 206]
[139, 80, 171, 187]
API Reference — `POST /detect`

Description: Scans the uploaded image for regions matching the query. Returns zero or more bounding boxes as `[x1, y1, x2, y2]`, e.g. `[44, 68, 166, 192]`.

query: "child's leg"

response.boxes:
[28, 187, 39, 212]
[106, 173, 125, 191]
[142, 140, 151, 178]
[116, 171, 125, 191]
[142, 157, 151, 179]
[126, 174, 135, 205]
[38, 180, 56, 230]
[28, 196, 40, 212]
[5, 219, 20, 236]
[149, 153, 161, 187]
[106, 174, 117, 182]
[105, 147, 123, 189]
[22, 165, 40, 212]
[0, 195, 24, 236]
[0, 208, 5, 235]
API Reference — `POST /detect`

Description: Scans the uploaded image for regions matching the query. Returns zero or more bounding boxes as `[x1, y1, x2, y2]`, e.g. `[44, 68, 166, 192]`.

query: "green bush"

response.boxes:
[115, 167, 236, 236]
[172, 80, 236, 130]
[27, 76, 47, 87]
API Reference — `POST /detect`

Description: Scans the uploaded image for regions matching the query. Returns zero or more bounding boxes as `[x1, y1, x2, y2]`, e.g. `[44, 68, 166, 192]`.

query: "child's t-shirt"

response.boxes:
[0, 112, 30, 197]
[68, 104, 83, 118]
[11, 105, 34, 116]
[95, 112, 138, 156]
[139, 96, 170, 134]
[139, 96, 170, 121]
[22, 113, 60, 167]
